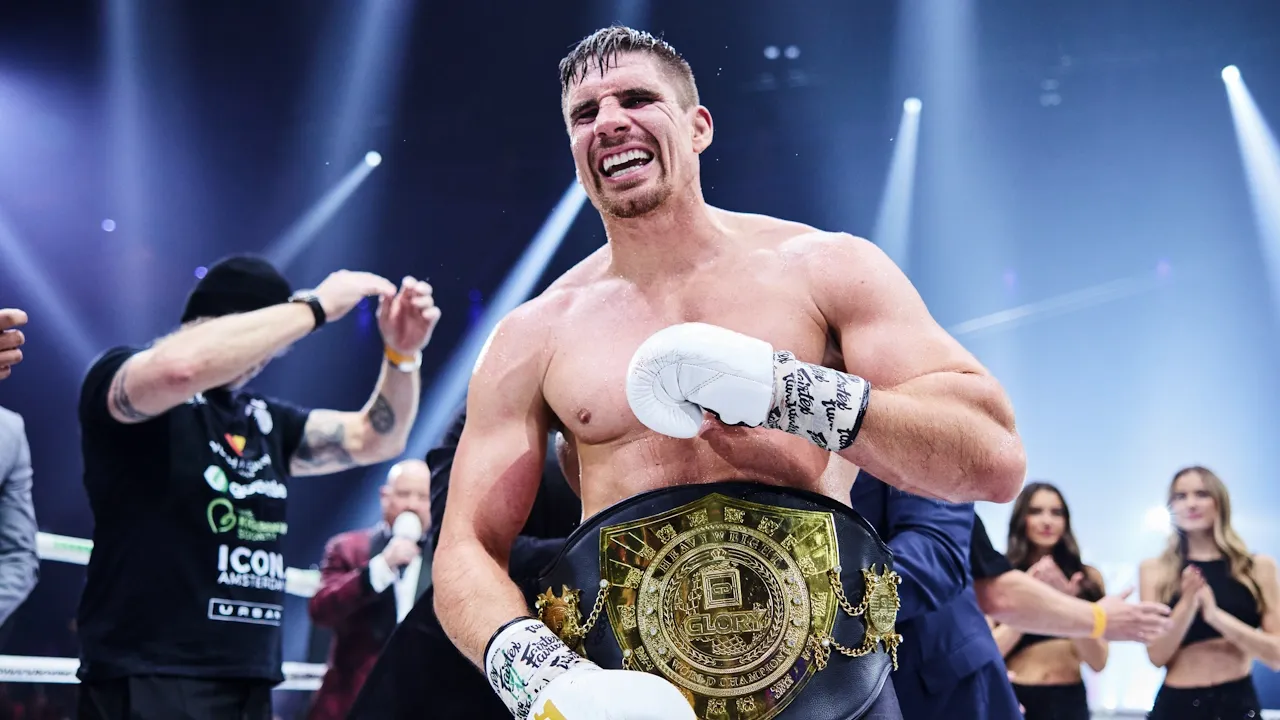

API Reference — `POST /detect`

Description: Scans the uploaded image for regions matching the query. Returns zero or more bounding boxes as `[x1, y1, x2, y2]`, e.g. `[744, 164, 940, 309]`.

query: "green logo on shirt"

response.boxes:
[205, 465, 229, 493]
[208, 498, 236, 533]
[206, 499, 288, 542]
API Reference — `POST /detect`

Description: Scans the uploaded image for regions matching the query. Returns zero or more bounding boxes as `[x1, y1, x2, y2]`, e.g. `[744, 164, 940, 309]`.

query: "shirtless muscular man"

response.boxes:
[435, 27, 1025, 720]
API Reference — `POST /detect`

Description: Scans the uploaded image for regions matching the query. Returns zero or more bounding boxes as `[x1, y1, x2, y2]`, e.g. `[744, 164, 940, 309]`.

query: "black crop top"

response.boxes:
[1009, 631, 1056, 657]
[1172, 558, 1262, 648]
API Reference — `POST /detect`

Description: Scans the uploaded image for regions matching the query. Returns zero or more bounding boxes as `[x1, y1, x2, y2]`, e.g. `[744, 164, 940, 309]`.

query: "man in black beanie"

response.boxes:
[75, 256, 443, 720]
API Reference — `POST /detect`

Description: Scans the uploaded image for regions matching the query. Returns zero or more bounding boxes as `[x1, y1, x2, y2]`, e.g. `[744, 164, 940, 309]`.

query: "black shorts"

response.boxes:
[1013, 682, 1089, 720]
[77, 676, 274, 720]
[1148, 677, 1261, 720]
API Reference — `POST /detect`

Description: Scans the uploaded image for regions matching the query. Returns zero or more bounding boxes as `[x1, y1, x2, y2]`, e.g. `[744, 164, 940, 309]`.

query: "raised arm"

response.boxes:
[811, 235, 1024, 503]
[1140, 559, 1201, 668]
[288, 360, 417, 476]
[433, 310, 554, 667]
[288, 275, 439, 476]
[105, 271, 396, 424]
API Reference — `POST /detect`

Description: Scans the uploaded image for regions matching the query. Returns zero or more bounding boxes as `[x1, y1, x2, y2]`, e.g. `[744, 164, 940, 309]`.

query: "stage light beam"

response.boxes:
[263, 155, 382, 270]
[1222, 65, 1241, 83]
[404, 181, 588, 460]
[1222, 65, 1280, 328]
[872, 98, 923, 272]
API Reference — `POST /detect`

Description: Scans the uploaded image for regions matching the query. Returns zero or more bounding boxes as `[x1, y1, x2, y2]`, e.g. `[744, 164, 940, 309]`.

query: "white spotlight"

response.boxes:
[364, 151, 383, 167]
[903, 97, 923, 114]
[763, 46, 780, 60]
[1222, 65, 1241, 83]
[1143, 505, 1171, 533]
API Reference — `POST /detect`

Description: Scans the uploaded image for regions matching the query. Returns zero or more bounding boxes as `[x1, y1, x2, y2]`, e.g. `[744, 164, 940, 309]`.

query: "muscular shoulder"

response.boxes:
[475, 300, 555, 372]
[775, 229, 919, 325]
[776, 231, 893, 283]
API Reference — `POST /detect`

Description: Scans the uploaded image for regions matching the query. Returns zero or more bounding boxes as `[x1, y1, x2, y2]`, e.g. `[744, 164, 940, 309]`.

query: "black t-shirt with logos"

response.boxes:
[76, 347, 311, 682]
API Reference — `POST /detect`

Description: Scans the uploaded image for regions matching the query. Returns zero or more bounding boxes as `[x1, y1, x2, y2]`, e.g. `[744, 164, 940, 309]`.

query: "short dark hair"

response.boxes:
[559, 26, 699, 109]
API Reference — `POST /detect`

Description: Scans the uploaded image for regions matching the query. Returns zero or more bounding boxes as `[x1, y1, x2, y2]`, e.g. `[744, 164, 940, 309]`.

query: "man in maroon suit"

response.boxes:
[306, 459, 432, 720]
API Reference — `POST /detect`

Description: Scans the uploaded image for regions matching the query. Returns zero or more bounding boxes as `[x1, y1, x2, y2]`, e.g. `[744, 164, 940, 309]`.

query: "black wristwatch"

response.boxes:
[289, 291, 327, 331]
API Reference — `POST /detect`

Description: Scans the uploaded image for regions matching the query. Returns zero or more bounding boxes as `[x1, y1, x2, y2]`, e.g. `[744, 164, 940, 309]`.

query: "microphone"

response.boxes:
[392, 511, 423, 541]
[389, 512, 423, 577]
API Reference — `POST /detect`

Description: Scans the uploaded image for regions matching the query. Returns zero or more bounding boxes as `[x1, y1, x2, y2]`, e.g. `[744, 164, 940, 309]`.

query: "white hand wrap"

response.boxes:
[626, 323, 872, 453]
[764, 351, 871, 452]
[485, 618, 589, 719]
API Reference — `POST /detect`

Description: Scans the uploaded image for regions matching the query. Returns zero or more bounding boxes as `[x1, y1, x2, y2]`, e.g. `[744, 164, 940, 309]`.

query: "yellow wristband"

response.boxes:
[1089, 602, 1107, 639]
[384, 345, 421, 371]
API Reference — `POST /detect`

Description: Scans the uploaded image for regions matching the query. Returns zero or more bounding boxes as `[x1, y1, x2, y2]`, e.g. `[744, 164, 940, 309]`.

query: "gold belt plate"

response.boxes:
[598, 493, 840, 720]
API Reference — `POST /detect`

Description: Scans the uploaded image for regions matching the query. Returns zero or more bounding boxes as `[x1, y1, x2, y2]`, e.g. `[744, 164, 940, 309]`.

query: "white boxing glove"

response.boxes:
[485, 618, 694, 720]
[626, 322, 872, 452]
[625, 322, 775, 438]
[530, 663, 695, 720]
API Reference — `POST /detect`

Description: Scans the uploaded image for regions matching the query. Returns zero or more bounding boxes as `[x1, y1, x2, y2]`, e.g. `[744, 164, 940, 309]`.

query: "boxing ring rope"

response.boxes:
[35, 531, 324, 598]
[0, 656, 324, 691]
[5, 532, 326, 691]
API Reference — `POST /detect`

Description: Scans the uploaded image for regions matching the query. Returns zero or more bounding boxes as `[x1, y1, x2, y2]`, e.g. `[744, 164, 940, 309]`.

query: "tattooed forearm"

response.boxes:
[367, 394, 395, 435]
[293, 417, 355, 471]
[109, 362, 154, 422]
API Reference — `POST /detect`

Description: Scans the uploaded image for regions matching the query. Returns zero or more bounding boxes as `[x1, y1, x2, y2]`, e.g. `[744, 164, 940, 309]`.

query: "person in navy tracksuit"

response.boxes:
[850, 471, 1023, 720]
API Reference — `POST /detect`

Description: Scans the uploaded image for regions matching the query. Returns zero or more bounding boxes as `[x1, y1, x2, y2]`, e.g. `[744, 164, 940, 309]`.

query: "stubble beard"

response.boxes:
[594, 165, 671, 219]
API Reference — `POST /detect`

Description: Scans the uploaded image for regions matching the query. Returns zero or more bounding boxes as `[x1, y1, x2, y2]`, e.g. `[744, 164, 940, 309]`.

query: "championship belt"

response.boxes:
[532, 482, 901, 720]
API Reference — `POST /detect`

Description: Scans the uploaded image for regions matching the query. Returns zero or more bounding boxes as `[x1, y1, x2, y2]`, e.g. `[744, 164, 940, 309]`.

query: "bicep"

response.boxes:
[444, 408, 548, 561]
[812, 236, 985, 389]
[438, 314, 552, 562]
[289, 410, 365, 477]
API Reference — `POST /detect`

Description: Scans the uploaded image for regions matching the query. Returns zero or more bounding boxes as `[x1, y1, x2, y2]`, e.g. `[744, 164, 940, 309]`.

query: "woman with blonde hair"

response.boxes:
[1139, 466, 1280, 718]
[992, 482, 1106, 720]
